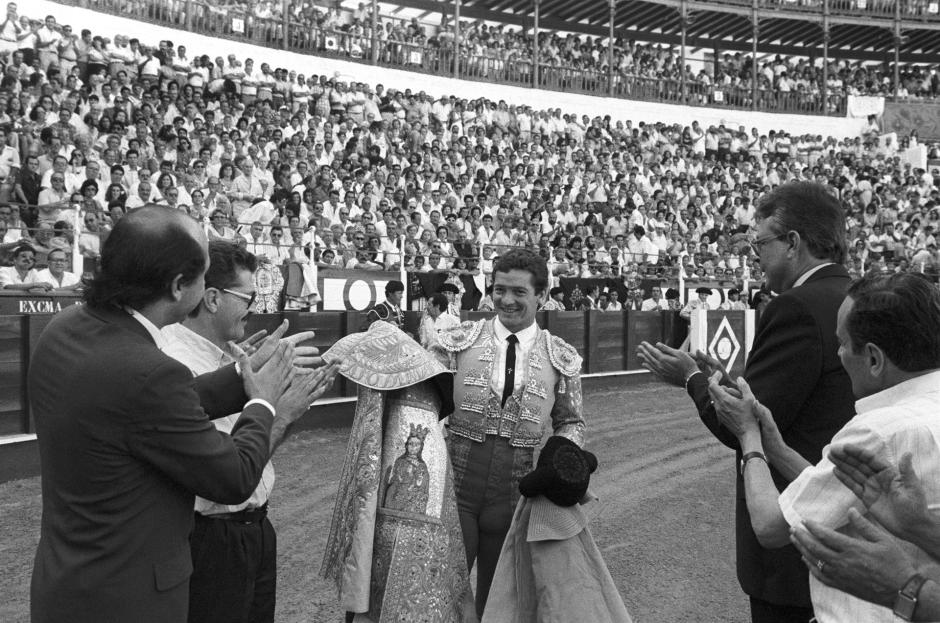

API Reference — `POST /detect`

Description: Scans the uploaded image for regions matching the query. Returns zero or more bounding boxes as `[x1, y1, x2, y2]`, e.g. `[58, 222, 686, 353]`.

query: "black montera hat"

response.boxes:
[518, 436, 598, 507]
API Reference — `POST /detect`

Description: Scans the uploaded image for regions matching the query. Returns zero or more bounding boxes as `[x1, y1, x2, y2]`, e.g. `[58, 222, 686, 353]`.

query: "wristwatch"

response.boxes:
[894, 573, 928, 621]
[739, 451, 767, 476]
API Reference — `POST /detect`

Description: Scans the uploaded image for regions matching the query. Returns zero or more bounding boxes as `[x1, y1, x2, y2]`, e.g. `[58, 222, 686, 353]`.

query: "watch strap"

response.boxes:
[894, 573, 927, 621]
[740, 451, 767, 476]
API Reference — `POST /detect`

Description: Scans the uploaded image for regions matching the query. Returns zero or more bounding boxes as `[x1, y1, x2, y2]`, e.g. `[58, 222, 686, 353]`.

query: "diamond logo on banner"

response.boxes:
[708, 316, 741, 373]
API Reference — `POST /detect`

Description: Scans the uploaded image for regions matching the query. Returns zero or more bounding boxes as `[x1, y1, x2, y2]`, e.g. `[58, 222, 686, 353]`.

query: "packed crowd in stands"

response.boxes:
[0, 2, 938, 312]
[158, 0, 940, 109]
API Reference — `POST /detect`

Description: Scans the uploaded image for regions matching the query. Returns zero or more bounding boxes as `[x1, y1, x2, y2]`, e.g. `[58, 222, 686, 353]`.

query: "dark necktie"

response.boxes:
[501, 334, 518, 408]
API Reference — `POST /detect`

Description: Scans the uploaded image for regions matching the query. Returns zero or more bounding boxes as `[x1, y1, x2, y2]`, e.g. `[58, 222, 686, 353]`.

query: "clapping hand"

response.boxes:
[245, 320, 324, 369]
[236, 329, 268, 355]
[752, 396, 787, 458]
[708, 374, 760, 439]
[693, 349, 734, 387]
[829, 444, 930, 543]
[233, 340, 294, 406]
[636, 341, 698, 387]
[790, 509, 918, 609]
[283, 330, 323, 367]
[275, 362, 340, 425]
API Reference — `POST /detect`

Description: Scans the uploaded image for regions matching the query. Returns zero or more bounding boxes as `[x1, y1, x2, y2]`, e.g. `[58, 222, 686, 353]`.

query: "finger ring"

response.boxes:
[816, 560, 825, 573]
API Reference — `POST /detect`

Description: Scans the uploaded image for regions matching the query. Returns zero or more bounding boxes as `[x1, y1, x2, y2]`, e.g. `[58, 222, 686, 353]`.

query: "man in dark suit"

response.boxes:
[361, 279, 405, 330]
[29, 206, 299, 623]
[638, 182, 856, 622]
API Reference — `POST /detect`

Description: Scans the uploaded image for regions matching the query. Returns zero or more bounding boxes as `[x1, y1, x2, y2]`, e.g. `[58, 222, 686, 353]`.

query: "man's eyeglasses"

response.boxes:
[221, 288, 256, 307]
[750, 232, 788, 256]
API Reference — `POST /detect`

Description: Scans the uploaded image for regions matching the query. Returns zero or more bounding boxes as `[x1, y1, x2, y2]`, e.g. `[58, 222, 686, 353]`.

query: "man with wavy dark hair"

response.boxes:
[29, 206, 297, 623]
[434, 248, 587, 616]
[163, 240, 336, 623]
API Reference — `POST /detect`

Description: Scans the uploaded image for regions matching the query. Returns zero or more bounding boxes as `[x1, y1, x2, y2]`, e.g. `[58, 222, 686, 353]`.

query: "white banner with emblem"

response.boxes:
[689, 309, 756, 378]
[318, 269, 401, 311]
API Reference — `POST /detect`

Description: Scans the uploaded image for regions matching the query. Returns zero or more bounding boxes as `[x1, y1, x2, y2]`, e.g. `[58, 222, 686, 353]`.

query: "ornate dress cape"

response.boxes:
[320, 322, 477, 623]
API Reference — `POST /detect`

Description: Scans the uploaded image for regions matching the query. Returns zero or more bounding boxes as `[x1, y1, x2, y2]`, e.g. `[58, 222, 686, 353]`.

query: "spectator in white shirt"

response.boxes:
[418, 292, 459, 349]
[605, 289, 624, 311]
[719, 288, 748, 311]
[708, 272, 940, 623]
[35, 15, 60, 71]
[35, 248, 81, 290]
[640, 286, 670, 311]
[0, 244, 52, 291]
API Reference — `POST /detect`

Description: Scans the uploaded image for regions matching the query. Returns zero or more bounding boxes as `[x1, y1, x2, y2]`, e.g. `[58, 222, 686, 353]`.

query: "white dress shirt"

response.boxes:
[161, 322, 276, 514]
[35, 268, 79, 288]
[0, 266, 41, 287]
[491, 318, 539, 398]
[419, 312, 460, 350]
[641, 297, 669, 311]
[778, 370, 940, 623]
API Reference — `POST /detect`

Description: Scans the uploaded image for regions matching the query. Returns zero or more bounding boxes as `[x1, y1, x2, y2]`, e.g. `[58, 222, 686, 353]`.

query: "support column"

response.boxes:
[822, 0, 829, 115]
[371, 0, 379, 64]
[533, 0, 540, 88]
[894, 0, 901, 102]
[185, 0, 193, 31]
[282, 0, 289, 50]
[608, 0, 615, 96]
[751, 0, 759, 111]
[454, 0, 461, 79]
[680, 0, 688, 104]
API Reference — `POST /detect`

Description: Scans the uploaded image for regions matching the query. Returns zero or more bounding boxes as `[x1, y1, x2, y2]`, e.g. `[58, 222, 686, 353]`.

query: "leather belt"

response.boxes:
[198, 503, 268, 524]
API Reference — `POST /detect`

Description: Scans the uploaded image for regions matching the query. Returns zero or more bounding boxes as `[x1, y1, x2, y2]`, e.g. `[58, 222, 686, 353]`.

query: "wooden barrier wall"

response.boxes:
[0, 309, 723, 438]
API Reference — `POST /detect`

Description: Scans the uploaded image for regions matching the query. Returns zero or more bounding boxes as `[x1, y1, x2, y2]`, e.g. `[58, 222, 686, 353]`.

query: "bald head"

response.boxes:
[128, 204, 206, 244]
[84, 206, 208, 312]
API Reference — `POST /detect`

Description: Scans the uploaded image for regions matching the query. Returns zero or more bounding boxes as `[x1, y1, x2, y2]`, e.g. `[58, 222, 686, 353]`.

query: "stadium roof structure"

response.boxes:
[392, 0, 940, 63]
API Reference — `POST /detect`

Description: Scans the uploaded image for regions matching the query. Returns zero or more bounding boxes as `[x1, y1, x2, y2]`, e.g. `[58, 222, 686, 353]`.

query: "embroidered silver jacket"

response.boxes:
[435, 319, 585, 449]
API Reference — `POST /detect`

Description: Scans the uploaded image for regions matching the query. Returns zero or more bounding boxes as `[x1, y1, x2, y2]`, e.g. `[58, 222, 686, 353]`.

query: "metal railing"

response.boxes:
[49, 0, 869, 115]
[712, 0, 940, 21]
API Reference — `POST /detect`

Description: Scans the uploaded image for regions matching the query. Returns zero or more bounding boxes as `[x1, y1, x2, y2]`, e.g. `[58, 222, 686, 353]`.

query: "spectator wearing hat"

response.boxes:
[540, 286, 566, 311]
[439, 281, 461, 317]
[362, 279, 404, 331]
[680, 286, 712, 320]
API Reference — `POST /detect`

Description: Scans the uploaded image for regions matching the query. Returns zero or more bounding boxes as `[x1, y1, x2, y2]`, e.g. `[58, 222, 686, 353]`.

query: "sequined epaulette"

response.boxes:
[437, 319, 485, 353]
[545, 332, 582, 377]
